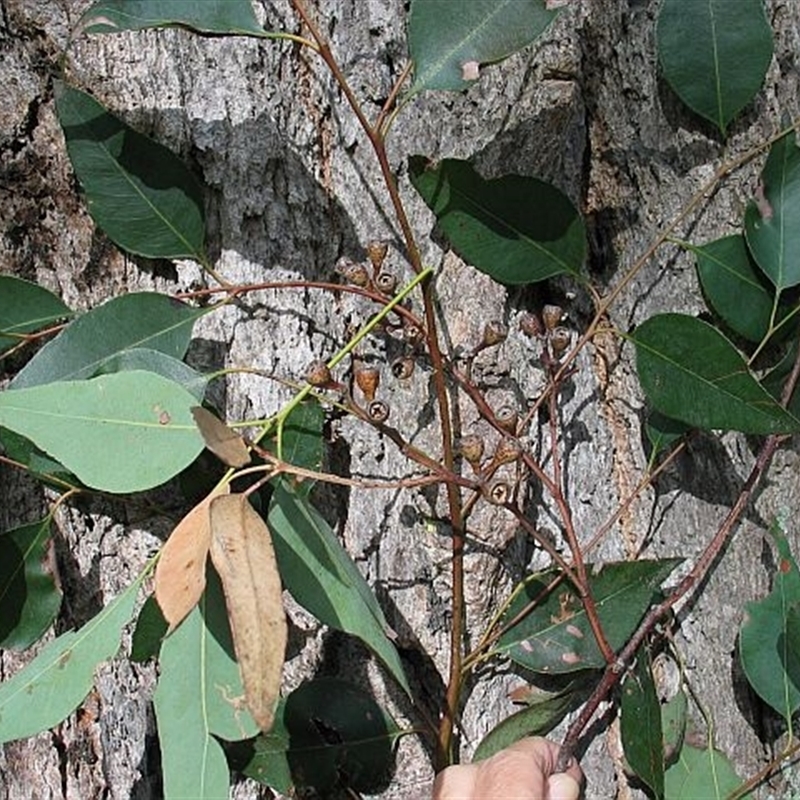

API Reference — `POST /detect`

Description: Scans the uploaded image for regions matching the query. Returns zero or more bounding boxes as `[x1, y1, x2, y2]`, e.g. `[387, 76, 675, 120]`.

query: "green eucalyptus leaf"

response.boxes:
[274, 402, 325, 497]
[473, 680, 591, 761]
[0, 277, 72, 357]
[0, 427, 76, 486]
[80, 0, 264, 35]
[130, 595, 168, 662]
[11, 292, 204, 389]
[632, 314, 800, 434]
[621, 649, 664, 800]
[745, 132, 800, 291]
[284, 678, 398, 795]
[236, 704, 292, 794]
[662, 690, 688, 766]
[496, 559, 681, 673]
[0, 570, 143, 742]
[154, 570, 259, 800]
[0, 519, 62, 650]
[94, 347, 208, 401]
[55, 81, 206, 261]
[0, 371, 204, 493]
[645, 409, 690, 459]
[664, 744, 745, 799]
[268, 482, 410, 695]
[739, 524, 800, 719]
[409, 156, 585, 284]
[694, 235, 776, 343]
[408, 0, 560, 94]
[656, 0, 772, 134]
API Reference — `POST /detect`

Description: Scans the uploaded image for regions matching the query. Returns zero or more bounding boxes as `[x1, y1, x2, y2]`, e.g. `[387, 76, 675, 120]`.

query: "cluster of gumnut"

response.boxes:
[304, 249, 573, 507]
[455, 303, 572, 506]
[303, 241, 418, 426]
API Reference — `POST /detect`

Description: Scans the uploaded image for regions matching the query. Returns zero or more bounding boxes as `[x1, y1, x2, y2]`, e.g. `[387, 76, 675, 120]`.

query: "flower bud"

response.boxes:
[354, 365, 380, 402]
[493, 436, 522, 465]
[366, 240, 389, 270]
[519, 312, 544, 338]
[456, 434, 485, 467]
[306, 360, 332, 387]
[542, 304, 563, 331]
[482, 320, 508, 348]
[550, 326, 571, 357]
[485, 481, 510, 505]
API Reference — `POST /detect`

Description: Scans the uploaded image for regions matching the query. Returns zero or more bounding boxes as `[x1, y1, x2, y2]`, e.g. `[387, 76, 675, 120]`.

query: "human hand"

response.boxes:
[432, 737, 583, 800]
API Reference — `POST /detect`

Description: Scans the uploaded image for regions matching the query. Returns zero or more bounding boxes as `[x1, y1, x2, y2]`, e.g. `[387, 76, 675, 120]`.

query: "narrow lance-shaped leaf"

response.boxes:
[268, 482, 411, 695]
[409, 157, 585, 284]
[11, 292, 205, 389]
[496, 559, 681, 674]
[80, 0, 266, 36]
[0, 277, 72, 357]
[631, 313, 800, 434]
[0, 518, 62, 650]
[656, 0, 772, 134]
[474, 680, 592, 761]
[154, 571, 259, 800]
[739, 522, 800, 719]
[155, 486, 228, 632]
[55, 81, 206, 261]
[745, 132, 800, 291]
[621, 649, 664, 800]
[209, 494, 287, 732]
[407, 0, 560, 94]
[0, 371, 204, 493]
[0, 570, 144, 743]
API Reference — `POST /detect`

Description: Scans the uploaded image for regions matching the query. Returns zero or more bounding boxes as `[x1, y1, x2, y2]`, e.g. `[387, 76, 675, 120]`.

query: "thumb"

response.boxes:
[547, 772, 581, 800]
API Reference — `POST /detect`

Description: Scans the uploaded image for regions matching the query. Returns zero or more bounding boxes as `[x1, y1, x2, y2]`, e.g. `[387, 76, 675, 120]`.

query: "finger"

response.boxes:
[432, 763, 479, 799]
[547, 772, 581, 800]
[470, 739, 554, 799]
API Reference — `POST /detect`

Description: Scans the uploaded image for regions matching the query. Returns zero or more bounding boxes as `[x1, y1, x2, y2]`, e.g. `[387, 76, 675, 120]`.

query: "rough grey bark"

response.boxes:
[2, 0, 800, 798]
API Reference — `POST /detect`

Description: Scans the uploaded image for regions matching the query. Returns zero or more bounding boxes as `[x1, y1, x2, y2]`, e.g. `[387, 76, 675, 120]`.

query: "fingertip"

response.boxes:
[547, 772, 581, 800]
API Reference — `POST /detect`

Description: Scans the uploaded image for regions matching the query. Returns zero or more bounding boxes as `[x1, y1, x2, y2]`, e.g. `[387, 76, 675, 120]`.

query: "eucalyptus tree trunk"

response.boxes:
[2, 0, 799, 798]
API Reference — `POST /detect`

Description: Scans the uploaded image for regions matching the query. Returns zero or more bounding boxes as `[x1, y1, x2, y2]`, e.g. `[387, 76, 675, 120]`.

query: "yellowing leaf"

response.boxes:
[155, 486, 228, 631]
[209, 493, 287, 732]
[191, 406, 251, 467]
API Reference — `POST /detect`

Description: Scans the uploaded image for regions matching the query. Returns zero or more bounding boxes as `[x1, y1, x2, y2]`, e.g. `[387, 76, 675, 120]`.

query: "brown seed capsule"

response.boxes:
[375, 271, 398, 295]
[404, 323, 424, 347]
[482, 320, 508, 348]
[485, 481, 510, 505]
[306, 359, 332, 387]
[519, 312, 544, 338]
[493, 436, 522, 465]
[366, 240, 389, 270]
[354, 365, 380, 402]
[549, 326, 571, 356]
[495, 405, 518, 434]
[542, 304, 563, 331]
[391, 355, 415, 380]
[336, 257, 370, 287]
[456, 434, 485, 467]
[366, 400, 390, 423]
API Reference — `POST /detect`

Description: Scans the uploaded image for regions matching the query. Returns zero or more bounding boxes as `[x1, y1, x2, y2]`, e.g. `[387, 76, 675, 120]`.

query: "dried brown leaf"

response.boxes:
[155, 485, 228, 632]
[209, 493, 287, 732]
[191, 406, 251, 467]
